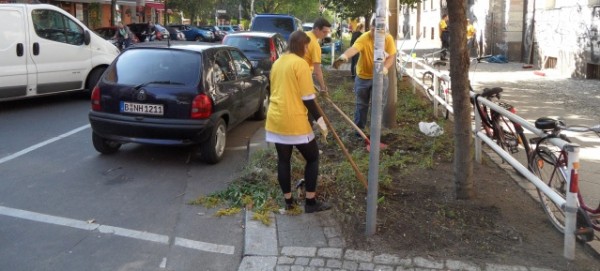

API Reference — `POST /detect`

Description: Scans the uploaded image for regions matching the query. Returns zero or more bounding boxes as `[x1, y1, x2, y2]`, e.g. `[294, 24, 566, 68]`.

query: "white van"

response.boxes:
[0, 3, 119, 101]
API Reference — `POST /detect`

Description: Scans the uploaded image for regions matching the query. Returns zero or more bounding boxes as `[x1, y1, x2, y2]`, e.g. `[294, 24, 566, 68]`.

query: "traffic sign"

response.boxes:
[217, 9, 226, 14]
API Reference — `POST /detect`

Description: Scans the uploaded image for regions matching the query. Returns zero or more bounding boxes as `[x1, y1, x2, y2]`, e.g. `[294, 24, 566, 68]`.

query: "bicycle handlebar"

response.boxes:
[557, 123, 600, 134]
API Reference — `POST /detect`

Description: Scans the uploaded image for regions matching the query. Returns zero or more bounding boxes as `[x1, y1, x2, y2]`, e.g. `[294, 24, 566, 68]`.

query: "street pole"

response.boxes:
[366, 0, 387, 236]
[238, 4, 242, 25]
[251, 0, 255, 17]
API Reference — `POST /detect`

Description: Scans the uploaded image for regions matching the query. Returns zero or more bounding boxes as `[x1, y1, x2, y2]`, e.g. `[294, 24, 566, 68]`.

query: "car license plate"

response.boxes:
[120, 101, 164, 116]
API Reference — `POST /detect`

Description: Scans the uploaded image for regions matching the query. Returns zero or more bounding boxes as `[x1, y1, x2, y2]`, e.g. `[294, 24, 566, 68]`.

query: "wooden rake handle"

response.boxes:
[323, 96, 371, 144]
[314, 97, 368, 189]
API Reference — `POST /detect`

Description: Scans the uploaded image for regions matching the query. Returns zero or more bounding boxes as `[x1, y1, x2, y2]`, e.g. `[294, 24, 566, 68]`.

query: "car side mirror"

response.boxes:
[84, 30, 91, 45]
[252, 67, 264, 76]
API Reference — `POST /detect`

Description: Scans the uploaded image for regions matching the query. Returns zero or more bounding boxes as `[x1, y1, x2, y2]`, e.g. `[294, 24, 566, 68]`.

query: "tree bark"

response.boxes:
[447, 0, 474, 199]
[110, 0, 117, 26]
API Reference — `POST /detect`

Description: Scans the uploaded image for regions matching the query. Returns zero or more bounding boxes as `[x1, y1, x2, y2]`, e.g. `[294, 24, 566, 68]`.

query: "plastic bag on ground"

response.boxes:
[419, 121, 444, 137]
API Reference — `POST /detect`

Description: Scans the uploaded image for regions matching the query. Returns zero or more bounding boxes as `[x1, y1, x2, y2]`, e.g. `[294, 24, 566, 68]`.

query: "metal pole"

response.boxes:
[366, 0, 387, 236]
[563, 143, 580, 260]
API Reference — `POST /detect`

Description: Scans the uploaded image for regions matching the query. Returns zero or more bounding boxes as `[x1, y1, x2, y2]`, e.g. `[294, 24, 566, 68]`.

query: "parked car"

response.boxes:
[199, 25, 226, 41]
[320, 37, 342, 54]
[153, 24, 170, 40]
[302, 23, 313, 31]
[169, 24, 214, 42]
[0, 3, 118, 102]
[88, 41, 269, 164]
[249, 14, 302, 41]
[222, 31, 286, 78]
[218, 25, 236, 34]
[94, 26, 140, 48]
[231, 25, 241, 31]
[165, 25, 185, 41]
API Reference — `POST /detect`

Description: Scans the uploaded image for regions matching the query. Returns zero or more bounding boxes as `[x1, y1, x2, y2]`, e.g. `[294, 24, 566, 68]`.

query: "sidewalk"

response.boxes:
[236, 53, 600, 270]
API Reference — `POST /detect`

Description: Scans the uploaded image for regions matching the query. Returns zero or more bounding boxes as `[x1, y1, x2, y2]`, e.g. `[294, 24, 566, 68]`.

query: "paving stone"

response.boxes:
[342, 260, 359, 270]
[305, 267, 318, 271]
[276, 266, 291, 271]
[445, 259, 481, 271]
[238, 256, 278, 271]
[282, 246, 317, 257]
[373, 254, 403, 265]
[358, 262, 375, 270]
[278, 256, 295, 265]
[394, 267, 415, 271]
[317, 268, 333, 271]
[295, 257, 310, 266]
[290, 265, 305, 271]
[344, 249, 374, 262]
[318, 248, 343, 259]
[328, 237, 345, 247]
[413, 257, 443, 269]
[326, 259, 343, 268]
[484, 264, 528, 271]
[310, 258, 326, 267]
[529, 268, 557, 271]
[373, 265, 394, 271]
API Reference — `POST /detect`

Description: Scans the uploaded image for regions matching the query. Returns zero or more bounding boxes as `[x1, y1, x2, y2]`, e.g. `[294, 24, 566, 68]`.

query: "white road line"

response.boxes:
[0, 205, 235, 255]
[0, 124, 90, 165]
[175, 237, 235, 255]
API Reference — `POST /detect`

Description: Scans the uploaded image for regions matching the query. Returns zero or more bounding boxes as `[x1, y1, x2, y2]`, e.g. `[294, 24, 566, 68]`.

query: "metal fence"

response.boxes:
[396, 53, 583, 260]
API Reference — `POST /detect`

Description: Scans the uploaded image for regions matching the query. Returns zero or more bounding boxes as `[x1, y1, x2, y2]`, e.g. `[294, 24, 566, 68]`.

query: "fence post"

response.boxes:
[433, 74, 439, 118]
[411, 57, 416, 94]
[473, 97, 482, 163]
[563, 143, 580, 260]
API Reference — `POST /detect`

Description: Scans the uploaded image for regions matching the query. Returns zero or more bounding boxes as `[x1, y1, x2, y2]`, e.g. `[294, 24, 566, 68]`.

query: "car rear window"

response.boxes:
[251, 17, 294, 33]
[225, 36, 269, 54]
[105, 49, 201, 86]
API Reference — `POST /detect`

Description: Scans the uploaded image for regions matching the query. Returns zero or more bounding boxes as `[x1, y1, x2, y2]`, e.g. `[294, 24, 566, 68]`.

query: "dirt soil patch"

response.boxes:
[319, 70, 599, 271]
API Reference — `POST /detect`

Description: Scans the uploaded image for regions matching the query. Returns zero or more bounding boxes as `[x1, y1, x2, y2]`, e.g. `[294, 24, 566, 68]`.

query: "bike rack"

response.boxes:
[397, 50, 582, 260]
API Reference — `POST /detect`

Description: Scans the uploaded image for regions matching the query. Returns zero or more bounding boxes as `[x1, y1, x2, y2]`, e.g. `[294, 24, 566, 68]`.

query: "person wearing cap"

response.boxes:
[331, 18, 397, 133]
[267, 30, 331, 214]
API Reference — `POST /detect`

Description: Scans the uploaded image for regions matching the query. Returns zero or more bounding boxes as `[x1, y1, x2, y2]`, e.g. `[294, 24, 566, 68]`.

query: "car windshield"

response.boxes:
[106, 49, 201, 86]
[225, 36, 269, 54]
[252, 17, 294, 33]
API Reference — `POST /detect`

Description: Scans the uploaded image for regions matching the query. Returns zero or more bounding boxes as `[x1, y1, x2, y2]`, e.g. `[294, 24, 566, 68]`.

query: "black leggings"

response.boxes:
[275, 139, 319, 194]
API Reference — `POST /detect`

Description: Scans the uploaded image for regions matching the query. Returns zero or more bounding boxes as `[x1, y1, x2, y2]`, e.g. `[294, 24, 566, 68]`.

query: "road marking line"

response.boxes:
[0, 205, 235, 255]
[175, 237, 235, 255]
[0, 124, 90, 165]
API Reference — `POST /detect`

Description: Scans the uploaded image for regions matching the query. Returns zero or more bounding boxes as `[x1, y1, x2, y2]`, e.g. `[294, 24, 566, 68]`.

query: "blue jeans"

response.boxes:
[353, 76, 389, 129]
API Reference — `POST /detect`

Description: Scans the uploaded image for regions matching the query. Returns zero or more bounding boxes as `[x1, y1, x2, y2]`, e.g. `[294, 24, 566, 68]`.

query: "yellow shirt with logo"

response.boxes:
[466, 24, 475, 39]
[266, 53, 316, 135]
[439, 20, 447, 38]
[303, 31, 321, 72]
[353, 32, 397, 80]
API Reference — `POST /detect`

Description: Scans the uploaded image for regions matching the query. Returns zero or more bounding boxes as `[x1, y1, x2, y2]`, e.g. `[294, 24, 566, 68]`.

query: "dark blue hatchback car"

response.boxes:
[89, 42, 269, 164]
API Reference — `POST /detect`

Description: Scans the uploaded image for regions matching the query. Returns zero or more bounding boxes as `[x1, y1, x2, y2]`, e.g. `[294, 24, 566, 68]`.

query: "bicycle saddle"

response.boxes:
[481, 87, 503, 98]
[535, 117, 558, 130]
[432, 60, 447, 67]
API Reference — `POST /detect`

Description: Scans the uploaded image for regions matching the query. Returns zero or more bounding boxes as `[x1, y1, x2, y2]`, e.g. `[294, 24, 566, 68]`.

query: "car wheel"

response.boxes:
[92, 133, 121, 154]
[195, 35, 204, 42]
[200, 118, 227, 164]
[253, 88, 269, 120]
[84, 67, 105, 97]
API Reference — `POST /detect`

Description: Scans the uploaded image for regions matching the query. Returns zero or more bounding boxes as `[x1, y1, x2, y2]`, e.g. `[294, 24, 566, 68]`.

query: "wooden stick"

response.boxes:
[314, 98, 368, 189]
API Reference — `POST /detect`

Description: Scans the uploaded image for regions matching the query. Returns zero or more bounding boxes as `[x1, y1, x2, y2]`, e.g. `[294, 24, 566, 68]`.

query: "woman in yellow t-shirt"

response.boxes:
[266, 31, 331, 213]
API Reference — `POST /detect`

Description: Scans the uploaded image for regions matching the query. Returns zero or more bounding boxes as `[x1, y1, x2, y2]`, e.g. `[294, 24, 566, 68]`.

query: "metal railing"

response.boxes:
[397, 52, 582, 260]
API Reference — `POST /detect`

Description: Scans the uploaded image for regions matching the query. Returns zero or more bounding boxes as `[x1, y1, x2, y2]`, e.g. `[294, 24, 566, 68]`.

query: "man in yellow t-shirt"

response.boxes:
[439, 14, 449, 60]
[303, 17, 332, 92]
[466, 19, 477, 56]
[331, 18, 397, 131]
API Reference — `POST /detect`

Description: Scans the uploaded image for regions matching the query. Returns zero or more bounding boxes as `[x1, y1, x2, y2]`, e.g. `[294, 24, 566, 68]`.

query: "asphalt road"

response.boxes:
[0, 93, 263, 270]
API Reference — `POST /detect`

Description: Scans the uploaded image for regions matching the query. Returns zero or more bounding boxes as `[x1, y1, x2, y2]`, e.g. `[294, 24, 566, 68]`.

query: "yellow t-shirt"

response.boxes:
[303, 31, 321, 72]
[466, 24, 475, 39]
[439, 20, 447, 38]
[266, 53, 316, 135]
[353, 32, 397, 80]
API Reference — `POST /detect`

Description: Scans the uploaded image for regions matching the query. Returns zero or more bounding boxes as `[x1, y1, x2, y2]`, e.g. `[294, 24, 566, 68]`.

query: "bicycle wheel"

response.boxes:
[439, 80, 450, 119]
[422, 71, 434, 88]
[530, 146, 568, 233]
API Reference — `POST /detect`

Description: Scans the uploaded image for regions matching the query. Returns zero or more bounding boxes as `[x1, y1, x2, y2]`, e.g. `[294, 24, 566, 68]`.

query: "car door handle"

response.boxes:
[33, 42, 40, 55]
[16, 43, 24, 57]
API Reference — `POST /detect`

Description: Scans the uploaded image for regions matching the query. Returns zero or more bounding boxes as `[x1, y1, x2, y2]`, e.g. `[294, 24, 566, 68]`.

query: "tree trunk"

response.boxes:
[110, 0, 117, 26]
[447, 0, 474, 199]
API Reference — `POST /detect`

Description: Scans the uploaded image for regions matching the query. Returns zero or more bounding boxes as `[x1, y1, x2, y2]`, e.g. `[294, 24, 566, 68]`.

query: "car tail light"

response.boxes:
[269, 39, 277, 62]
[191, 94, 212, 119]
[91, 86, 101, 111]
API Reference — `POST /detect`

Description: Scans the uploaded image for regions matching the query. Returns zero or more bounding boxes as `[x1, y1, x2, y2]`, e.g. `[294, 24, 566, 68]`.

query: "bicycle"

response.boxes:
[528, 117, 600, 241]
[472, 87, 531, 166]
